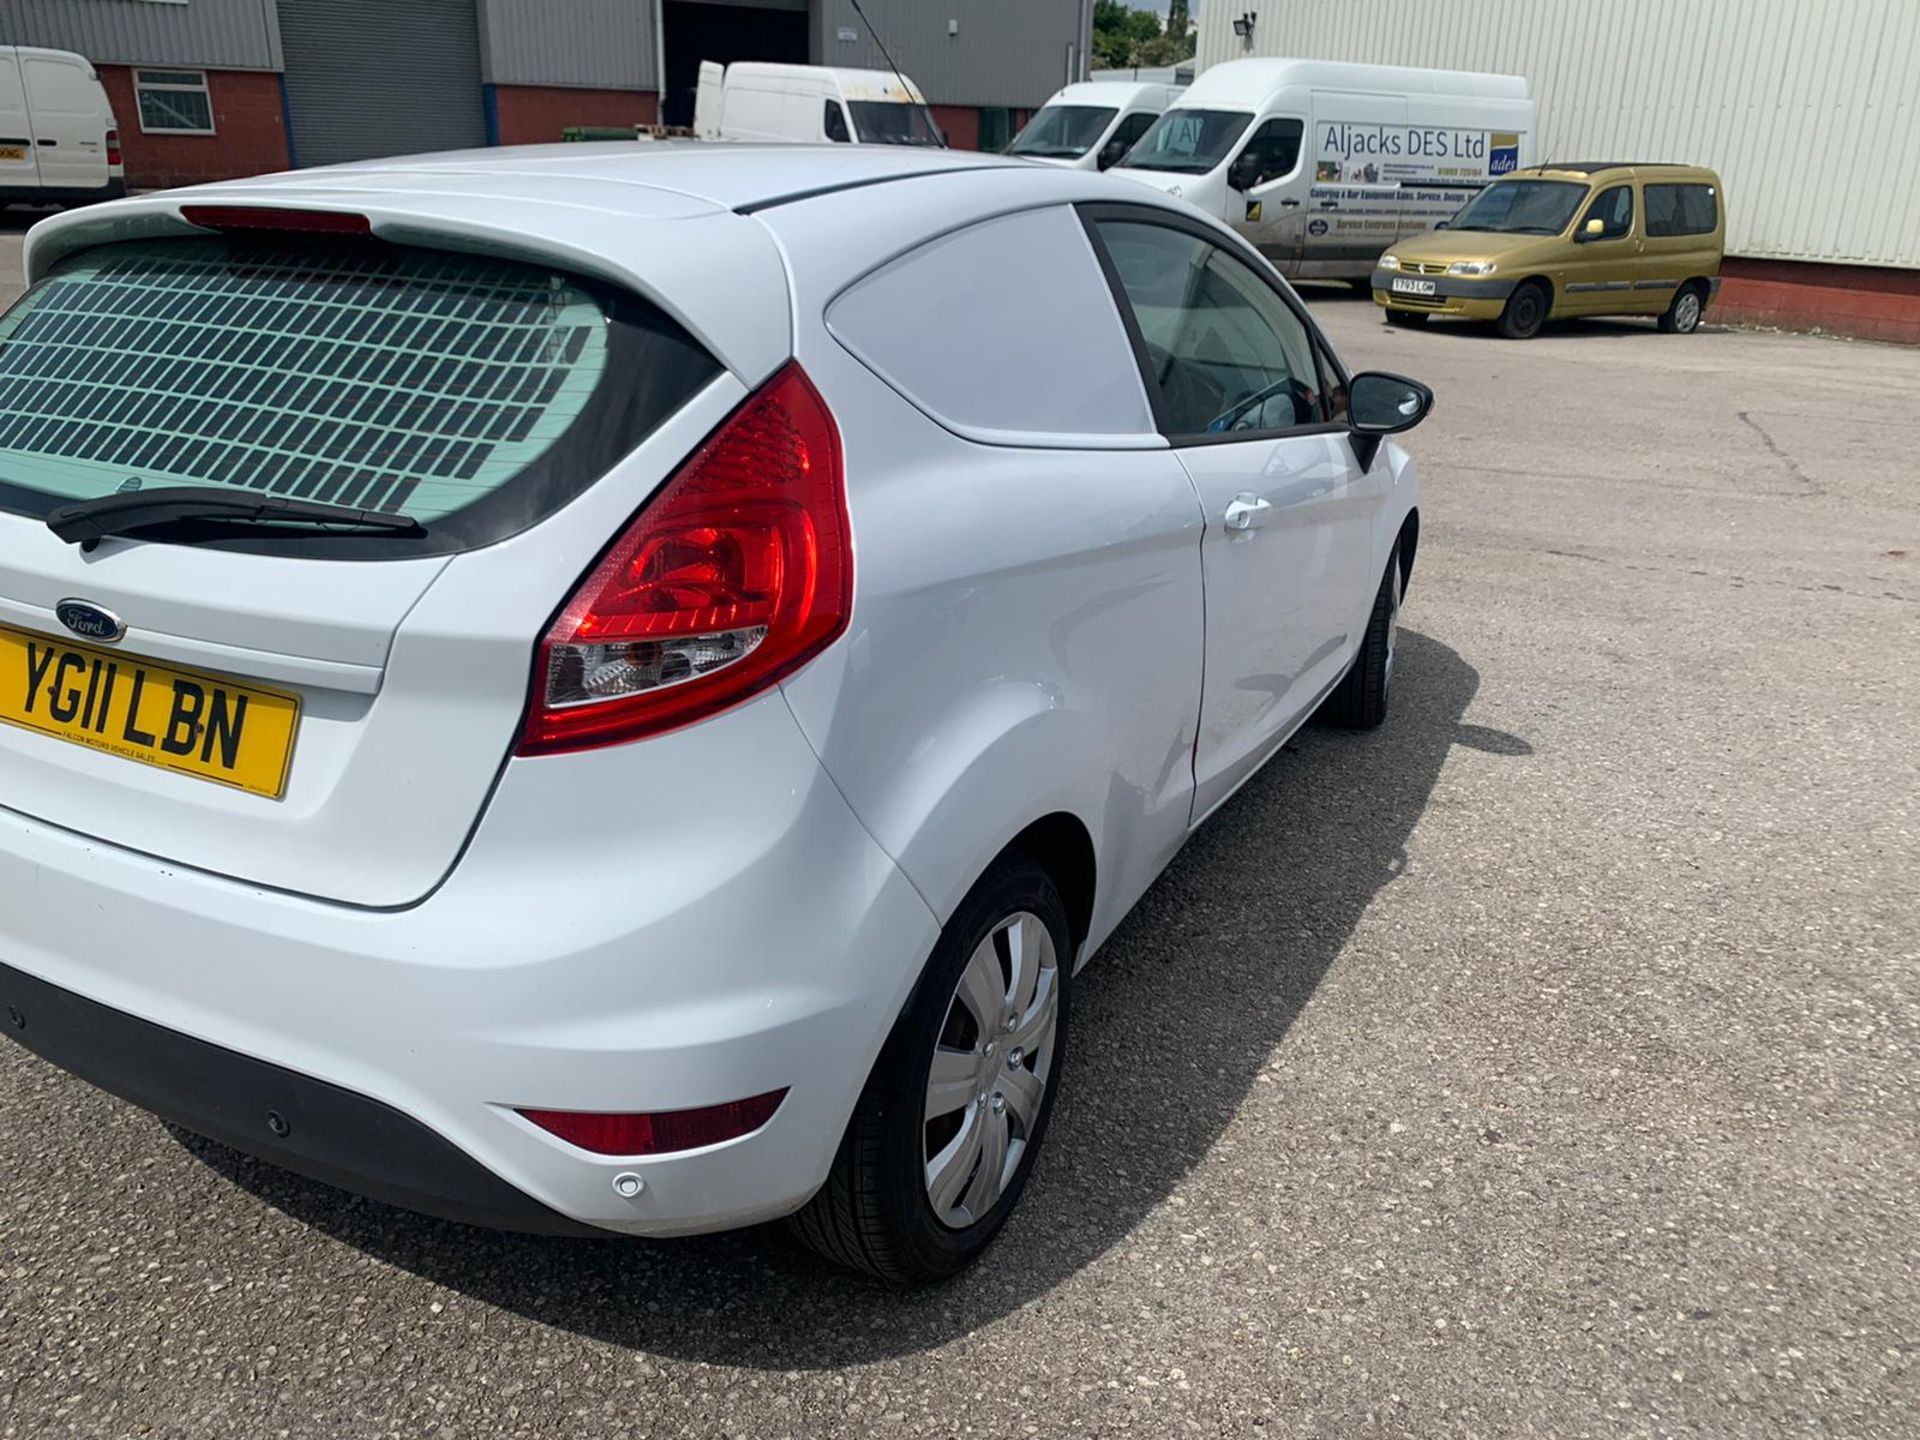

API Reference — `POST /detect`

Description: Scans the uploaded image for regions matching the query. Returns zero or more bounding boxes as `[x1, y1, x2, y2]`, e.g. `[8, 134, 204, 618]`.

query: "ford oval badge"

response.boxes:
[55, 599, 126, 645]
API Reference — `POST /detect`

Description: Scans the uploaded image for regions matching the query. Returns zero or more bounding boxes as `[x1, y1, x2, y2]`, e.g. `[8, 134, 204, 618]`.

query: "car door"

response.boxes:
[1231, 116, 1309, 268]
[1085, 206, 1377, 821]
[0, 50, 44, 192]
[21, 51, 108, 192]
[1562, 183, 1639, 314]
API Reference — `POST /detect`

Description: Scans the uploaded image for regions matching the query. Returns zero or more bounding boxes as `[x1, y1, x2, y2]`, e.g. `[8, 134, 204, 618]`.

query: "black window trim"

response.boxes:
[1075, 201, 1353, 449]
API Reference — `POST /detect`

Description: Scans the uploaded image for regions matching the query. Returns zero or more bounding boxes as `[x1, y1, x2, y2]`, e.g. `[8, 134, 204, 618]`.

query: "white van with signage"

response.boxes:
[0, 46, 124, 207]
[1113, 58, 1534, 283]
[693, 62, 942, 147]
[1007, 81, 1183, 171]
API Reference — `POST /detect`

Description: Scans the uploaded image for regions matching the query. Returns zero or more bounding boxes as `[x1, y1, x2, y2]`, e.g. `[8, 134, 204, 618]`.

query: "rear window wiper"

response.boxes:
[45, 487, 426, 547]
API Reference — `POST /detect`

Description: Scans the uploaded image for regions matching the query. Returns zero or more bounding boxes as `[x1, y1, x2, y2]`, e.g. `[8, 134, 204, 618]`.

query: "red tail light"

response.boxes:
[517, 362, 852, 755]
[104, 128, 122, 168]
[518, 1089, 788, 1156]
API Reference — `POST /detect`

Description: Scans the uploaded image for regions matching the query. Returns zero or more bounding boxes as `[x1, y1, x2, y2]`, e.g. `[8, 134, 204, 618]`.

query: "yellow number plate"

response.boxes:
[0, 145, 27, 163]
[0, 624, 301, 798]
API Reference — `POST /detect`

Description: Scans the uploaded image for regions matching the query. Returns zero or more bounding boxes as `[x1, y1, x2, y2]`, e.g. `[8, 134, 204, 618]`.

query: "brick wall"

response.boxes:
[96, 67, 289, 190]
[1714, 259, 1920, 346]
[491, 86, 659, 145]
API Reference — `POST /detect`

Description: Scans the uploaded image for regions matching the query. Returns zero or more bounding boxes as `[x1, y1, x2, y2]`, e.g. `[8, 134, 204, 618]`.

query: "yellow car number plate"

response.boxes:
[0, 623, 301, 798]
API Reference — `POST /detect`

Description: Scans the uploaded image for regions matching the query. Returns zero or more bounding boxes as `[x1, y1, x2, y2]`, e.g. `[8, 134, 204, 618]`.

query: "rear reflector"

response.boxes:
[518, 1089, 789, 1157]
[517, 361, 852, 754]
[180, 205, 373, 236]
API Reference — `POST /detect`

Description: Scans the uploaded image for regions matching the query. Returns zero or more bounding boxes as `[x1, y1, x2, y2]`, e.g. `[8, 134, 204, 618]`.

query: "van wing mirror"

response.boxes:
[1579, 216, 1606, 240]
[1098, 138, 1128, 171]
[1227, 154, 1260, 191]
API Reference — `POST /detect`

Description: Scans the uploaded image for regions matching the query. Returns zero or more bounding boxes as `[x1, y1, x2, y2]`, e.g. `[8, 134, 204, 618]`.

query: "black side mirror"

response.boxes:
[1227, 155, 1260, 191]
[1097, 138, 1127, 171]
[1347, 371, 1433, 467]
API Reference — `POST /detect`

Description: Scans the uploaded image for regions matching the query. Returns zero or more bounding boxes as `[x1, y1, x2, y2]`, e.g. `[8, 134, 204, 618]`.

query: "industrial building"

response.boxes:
[1199, 0, 1920, 341]
[0, 0, 1092, 182]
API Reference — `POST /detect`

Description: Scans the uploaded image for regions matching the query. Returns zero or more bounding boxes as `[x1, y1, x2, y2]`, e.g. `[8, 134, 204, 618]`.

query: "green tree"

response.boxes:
[1092, 1, 1166, 70]
[1166, 0, 1191, 38]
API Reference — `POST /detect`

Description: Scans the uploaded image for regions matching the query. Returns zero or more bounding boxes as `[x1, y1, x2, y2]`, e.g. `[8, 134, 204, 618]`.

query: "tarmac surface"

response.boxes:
[2, 217, 1917, 1436]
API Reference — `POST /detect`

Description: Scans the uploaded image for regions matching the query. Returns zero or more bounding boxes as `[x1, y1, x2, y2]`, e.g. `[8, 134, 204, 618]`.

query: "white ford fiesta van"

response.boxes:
[1006, 81, 1183, 171]
[0, 46, 125, 207]
[1114, 57, 1534, 285]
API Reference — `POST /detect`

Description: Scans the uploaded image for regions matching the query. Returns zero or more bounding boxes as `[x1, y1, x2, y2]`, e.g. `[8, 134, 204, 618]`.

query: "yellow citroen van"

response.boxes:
[1372, 162, 1724, 338]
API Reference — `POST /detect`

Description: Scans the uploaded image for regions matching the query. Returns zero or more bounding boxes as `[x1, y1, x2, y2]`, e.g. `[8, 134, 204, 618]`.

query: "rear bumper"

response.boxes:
[0, 178, 125, 207]
[1372, 268, 1516, 319]
[0, 692, 941, 1237]
[0, 958, 599, 1235]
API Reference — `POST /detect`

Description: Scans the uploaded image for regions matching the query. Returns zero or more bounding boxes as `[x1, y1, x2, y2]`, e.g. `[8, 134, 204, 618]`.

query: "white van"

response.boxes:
[0, 46, 124, 206]
[1114, 58, 1534, 283]
[1006, 81, 1182, 171]
[693, 62, 942, 147]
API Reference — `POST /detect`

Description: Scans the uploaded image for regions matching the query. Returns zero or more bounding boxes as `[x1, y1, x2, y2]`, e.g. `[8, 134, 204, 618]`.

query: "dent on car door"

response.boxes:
[1083, 207, 1375, 821]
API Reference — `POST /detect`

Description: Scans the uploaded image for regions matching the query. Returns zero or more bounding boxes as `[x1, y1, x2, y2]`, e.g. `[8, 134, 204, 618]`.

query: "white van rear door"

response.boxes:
[0, 52, 42, 192]
[1302, 92, 1408, 277]
[693, 60, 724, 139]
[21, 50, 108, 193]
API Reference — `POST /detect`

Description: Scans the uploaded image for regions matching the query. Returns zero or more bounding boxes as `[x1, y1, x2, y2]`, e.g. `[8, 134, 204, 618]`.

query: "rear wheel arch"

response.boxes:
[1002, 812, 1097, 961]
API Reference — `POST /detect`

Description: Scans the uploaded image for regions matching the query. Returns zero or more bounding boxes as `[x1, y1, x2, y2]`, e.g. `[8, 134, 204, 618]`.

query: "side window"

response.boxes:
[823, 100, 851, 143]
[1237, 117, 1303, 187]
[1095, 220, 1325, 437]
[1110, 110, 1157, 152]
[1580, 184, 1635, 240]
[828, 206, 1155, 441]
[1645, 182, 1718, 237]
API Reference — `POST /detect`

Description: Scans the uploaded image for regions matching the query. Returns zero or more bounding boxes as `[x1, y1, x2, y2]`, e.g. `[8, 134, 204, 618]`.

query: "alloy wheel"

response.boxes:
[923, 911, 1060, 1229]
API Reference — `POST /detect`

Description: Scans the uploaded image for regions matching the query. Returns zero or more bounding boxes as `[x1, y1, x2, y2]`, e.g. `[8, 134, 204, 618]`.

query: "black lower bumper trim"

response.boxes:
[0, 959, 602, 1236]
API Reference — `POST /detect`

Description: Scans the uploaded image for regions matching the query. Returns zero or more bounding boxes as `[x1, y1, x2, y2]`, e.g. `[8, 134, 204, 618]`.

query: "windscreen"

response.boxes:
[848, 101, 943, 147]
[1122, 109, 1253, 174]
[1008, 105, 1118, 159]
[0, 235, 718, 555]
[1449, 180, 1588, 235]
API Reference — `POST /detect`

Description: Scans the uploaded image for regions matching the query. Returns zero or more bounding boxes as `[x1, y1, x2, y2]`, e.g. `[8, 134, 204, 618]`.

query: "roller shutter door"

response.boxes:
[280, 0, 486, 167]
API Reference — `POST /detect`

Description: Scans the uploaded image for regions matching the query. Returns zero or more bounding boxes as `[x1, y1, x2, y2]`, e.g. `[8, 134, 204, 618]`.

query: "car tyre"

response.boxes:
[789, 855, 1072, 1283]
[1658, 281, 1706, 334]
[1322, 547, 1401, 730]
[1385, 309, 1430, 327]
[1496, 280, 1550, 340]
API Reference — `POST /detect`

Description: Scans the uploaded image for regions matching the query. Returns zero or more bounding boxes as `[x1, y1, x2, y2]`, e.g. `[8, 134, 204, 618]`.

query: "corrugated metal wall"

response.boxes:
[812, 0, 1086, 108]
[1196, 0, 1920, 268]
[0, 0, 281, 70]
[478, 0, 656, 89]
[280, 0, 486, 165]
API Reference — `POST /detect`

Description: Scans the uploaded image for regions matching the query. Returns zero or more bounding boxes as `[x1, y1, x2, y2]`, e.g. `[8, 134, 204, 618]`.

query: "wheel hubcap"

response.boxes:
[922, 911, 1059, 1229]
[1676, 293, 1700, 330]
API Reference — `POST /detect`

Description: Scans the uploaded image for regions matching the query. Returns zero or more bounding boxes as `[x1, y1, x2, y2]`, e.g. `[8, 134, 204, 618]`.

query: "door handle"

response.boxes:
[1278, 198, 1300, 208]
[1223, 494, 1272, 532]
[36, 138, 57, 147]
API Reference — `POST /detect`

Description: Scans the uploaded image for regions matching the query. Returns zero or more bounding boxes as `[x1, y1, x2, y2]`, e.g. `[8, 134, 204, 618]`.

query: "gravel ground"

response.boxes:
[1, 220, 1916, 1438]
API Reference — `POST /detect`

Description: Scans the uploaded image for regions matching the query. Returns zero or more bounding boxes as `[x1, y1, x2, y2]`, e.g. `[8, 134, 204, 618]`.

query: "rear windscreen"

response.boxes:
[0, 236, 719, 556]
